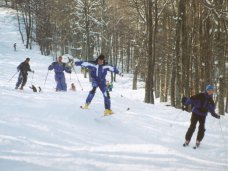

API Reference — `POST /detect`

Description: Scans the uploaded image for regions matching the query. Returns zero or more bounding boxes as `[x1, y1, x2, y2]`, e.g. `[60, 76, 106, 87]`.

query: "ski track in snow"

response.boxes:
[0, 7, 228, 171]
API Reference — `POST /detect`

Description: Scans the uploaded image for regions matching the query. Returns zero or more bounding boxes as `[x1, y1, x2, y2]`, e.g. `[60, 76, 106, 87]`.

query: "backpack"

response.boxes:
[191, 93, 214, 113]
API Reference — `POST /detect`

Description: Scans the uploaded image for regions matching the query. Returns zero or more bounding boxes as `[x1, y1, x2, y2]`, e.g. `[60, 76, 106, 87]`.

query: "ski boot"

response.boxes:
[104, 109, 114, 116]
[195, 141, 200, 148]
[193, 141, 200, 149]
[183, 140, 189, 147]
[81, 104, 89, 109]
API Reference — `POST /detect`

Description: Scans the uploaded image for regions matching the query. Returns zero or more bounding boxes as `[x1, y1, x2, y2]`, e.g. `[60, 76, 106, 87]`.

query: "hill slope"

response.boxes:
[0, 7, 228, 171]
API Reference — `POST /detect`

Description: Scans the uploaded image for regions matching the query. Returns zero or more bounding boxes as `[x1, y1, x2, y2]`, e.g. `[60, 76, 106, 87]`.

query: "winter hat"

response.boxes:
[206, 85, 214, 91]
[26, 57, 30, 61]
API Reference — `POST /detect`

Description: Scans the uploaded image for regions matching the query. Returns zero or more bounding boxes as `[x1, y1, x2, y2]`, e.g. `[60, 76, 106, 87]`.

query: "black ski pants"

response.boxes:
[16, 72, 28, 88]
[185, 113, 206, 142]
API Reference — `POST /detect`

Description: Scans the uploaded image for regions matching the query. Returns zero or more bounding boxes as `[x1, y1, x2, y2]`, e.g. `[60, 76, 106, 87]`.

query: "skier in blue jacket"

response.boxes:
[182, 85, 220, 148]
[48, 56, 71, 91]
[75, 54, 119, 115]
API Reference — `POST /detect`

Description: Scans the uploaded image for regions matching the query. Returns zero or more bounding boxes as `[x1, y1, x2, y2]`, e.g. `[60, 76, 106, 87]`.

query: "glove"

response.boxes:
[32, 70, 35, 73]
[119, 73, 124, 77]
[66, 62, 73, 69]
[182, 96, 187, 105]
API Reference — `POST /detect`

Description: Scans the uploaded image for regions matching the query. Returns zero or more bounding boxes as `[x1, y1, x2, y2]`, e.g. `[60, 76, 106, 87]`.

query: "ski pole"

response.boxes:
[8, 71, 18, 83]
[67, 57, 83, 91]
[43, 70, 49, 88]
[31, 71, 34, 85]
[219, 119, 226, 147]
[170, 110, 183, 127]
[73, 66, 83, 91]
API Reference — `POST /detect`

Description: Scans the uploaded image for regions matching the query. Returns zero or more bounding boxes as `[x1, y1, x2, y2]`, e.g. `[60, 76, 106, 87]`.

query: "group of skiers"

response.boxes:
[15, 54, 119, 115]
[15, 54, 221, 144]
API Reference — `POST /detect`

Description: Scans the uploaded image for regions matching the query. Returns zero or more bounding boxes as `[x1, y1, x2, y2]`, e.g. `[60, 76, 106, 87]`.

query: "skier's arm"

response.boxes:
[182, 97, 193, 106]
[103, 65, 119, 74]
[75, 61, 84, 66]
[185, 98, 192, 106]
[17, 63, 22, 71]
[75, 61, 95, 70]
[28, 65, 32, 72]
[208, 102, 220, 119]
[211, 113, 220, 119]
[65, 67, 71, 73]
[63, 63, 72, 73]
[48, 62, 55, 70]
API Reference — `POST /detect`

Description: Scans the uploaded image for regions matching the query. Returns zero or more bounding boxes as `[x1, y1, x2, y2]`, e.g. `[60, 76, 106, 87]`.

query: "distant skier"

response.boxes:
[15, 58, 34, 90]
[75, 54, 119, 116]
[14, 43, 16, 51]
[48, 56, 72, 91]
[182, 85, 220, 148]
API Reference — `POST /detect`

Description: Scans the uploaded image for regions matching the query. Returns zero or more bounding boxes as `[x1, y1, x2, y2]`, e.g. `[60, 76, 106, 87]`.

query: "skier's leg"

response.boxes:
[20, 74, 27, 89]
[84, 80, 98, 107]
[15, 73, 22, 89]
[86, 87, 97, 104]
[60, 74, 67, 91]
[185, 113, 198, 142]
[55, 74, 61, 91]
[85, 80, 98, 104]
[99, 84, 110, 110]
[196, 115, 206, 142]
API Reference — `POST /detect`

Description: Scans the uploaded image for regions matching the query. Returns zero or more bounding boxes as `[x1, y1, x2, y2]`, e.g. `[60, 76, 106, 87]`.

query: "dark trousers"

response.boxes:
[185, 113, 206, 142]
[16, 72, 27, 88]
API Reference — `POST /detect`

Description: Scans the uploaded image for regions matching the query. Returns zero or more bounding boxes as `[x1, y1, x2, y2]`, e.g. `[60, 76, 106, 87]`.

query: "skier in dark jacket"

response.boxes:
[15, 58, 34, 90]
[75, 54, 119, 116]
[48, 56, 71, 91]
[182, 85, 220, 147]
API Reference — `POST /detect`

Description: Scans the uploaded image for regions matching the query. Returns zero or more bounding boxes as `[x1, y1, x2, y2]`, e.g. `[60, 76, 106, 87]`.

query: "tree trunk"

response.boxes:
[217, 21, 226, 115]
[133, 56, 139, 90]
[226, 89, 228, 113]
[127, 39, 130, 73]
[144, 0, 154, 104]
[16, 4, 24, 44]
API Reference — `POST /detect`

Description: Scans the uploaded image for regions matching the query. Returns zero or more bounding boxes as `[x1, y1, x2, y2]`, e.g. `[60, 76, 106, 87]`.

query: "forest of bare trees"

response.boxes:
[5, 0, 228, 114]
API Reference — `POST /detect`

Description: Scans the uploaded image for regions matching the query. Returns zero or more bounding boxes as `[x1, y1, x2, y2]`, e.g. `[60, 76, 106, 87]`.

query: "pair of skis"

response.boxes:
[80, 106, 130, 116]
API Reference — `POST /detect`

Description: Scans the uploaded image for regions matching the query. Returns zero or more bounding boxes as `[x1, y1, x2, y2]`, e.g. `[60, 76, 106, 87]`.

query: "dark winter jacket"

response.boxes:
[17, 62, 32, 75]
[183, 92, 218, 118]
[75, 61, 119, 83]
[48, 62, 71, 74]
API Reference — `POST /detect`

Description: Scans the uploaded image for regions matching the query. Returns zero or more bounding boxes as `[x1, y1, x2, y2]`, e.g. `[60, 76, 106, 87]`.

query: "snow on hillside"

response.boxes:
[0, 7, 228, 171]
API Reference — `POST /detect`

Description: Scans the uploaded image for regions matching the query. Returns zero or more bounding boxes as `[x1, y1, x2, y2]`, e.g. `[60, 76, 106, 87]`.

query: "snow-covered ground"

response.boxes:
[0, 7, 228, 171]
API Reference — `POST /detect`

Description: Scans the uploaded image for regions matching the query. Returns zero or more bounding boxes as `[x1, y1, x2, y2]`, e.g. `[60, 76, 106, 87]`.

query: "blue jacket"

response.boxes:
[75, 61, 119, 83]
[48, 62, 71, 74]
[184, 92, 217, 117]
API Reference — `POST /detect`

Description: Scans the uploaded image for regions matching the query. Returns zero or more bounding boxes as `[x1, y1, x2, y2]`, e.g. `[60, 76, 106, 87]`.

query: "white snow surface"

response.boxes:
[0, 7, 228, 171]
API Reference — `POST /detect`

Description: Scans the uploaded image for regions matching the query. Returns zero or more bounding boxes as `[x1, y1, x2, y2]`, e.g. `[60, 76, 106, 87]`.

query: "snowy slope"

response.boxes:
[0, 7, 228, 171]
